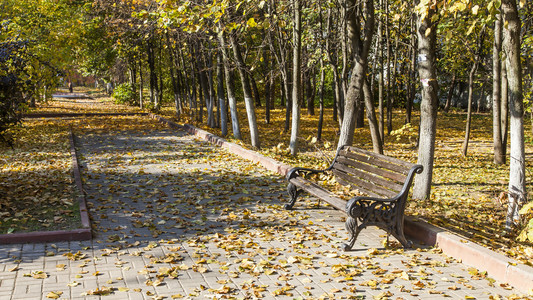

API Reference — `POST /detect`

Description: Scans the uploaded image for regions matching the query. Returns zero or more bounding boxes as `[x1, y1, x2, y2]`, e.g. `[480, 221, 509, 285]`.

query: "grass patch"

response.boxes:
[0, 119, 82, 234]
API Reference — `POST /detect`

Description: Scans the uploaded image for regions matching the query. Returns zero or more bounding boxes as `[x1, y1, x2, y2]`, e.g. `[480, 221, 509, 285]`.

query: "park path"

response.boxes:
[0, 124, 527, 299]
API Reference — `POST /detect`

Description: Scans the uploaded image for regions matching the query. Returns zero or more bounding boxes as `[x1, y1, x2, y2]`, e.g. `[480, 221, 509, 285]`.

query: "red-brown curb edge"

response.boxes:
[0, 129, 92, 244]
[154, 117, 533, 294]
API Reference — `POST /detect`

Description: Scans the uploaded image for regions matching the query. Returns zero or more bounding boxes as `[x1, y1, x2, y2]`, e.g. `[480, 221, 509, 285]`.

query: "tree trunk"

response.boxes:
[325, 8, 342, 126]
[306, 69, 315, 116]
[412, 2, 439, 200]
[501, 58, 509, 158]
[337, 0, 374, 148]
[363, 78, 383, 153]
[318, 57, 325, 141]
[147, 40, 157, 107]
[443, 73, 456, 112]
[196, 68, 204, 122]
[178, 46, 192, 113]
[230, 33, 261, 149]
[189, 50, 198, 118]
[217, 29, 242, 140]
[332, 63, 344, 127]
[355, 94, 365, 128]
[206, 50, 217, 128]
[217, 52, 228, 136]
[502, 0, 526, 230]
[157, 41, 163, 111]
[166, 34, 181, 118]
[139, 59, 144, 109]
[477, 81, 484, 113]
[406, 19, 416, 123]
[263, 48, 271, 124]
[377, 0, 385, 141]
[251, 75, 261, 107]
[205, 50, 216, 128]
[462, 67, 476, 157]
[265, 75, 271, 124]
[283, 63, 292, 133]
[462, 26, 485, 157]
[385, 0, 393, 135]
[317, 6, 326, 141]
[290, 0, 302, 156]
[129, 63, 137, 105]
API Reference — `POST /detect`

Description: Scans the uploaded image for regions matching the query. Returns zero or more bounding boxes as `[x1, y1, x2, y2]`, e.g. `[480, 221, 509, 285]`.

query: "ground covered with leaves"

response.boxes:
[2, 112, 527, 299]
[163, 102, 533, 266]
[2, 88, 532, 281]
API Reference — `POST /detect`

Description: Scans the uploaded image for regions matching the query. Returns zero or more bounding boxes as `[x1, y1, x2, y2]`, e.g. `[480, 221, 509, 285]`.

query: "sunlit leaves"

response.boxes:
[82, 286, 113, 296]
[46, 291, 63, 299]
[0, 118, 78, 234]
[27, 271, 48, 279]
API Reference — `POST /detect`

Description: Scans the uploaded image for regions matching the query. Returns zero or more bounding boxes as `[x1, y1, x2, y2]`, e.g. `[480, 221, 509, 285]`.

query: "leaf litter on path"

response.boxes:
[66, 120, 527, 299]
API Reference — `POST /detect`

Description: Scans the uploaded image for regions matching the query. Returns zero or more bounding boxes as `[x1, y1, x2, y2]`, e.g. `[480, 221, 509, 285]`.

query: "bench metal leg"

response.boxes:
[285, 183, 301, 210]
[390, 224, 412, 248]
[343, 217, 363, 251]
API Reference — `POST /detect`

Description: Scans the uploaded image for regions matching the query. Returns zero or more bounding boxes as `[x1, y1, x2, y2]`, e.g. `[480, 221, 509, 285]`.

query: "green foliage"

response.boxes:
[112, 83, 136, 105]
[0, 40, 29, 146]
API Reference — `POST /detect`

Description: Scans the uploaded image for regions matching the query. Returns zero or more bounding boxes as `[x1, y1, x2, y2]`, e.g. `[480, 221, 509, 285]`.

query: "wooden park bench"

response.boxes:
[285, 145, 423, 251]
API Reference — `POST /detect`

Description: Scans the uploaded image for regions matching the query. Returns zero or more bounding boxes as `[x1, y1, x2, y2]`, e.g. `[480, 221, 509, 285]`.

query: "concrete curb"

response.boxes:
[405, 218, 533, 293]
[182, 124, 293, 176]
[154, 118, 533, 294]
[0, 129, 92, 244]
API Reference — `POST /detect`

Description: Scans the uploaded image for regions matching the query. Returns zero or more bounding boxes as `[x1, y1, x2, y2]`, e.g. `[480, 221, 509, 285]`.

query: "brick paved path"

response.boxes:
[0, 128, 526, 299]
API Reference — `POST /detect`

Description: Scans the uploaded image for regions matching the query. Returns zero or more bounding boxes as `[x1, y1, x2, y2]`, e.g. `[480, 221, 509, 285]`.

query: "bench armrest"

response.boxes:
[287, 145, 346, 181]
[396, 164, 424, 198]
[345, 164, 423, 217]
[286, 166, 329, 181]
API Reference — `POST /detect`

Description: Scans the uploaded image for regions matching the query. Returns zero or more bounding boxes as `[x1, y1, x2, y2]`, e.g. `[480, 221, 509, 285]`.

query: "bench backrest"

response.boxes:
[332, 146, 417, 198]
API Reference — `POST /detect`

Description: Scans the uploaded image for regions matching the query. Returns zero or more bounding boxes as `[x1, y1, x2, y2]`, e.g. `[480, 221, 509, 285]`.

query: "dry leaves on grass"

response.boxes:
[0, 119, 79, 234]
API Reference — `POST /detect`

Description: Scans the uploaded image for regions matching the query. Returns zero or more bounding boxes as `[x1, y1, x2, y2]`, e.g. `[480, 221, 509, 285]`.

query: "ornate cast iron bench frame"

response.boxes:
[285, 145, 423, 251]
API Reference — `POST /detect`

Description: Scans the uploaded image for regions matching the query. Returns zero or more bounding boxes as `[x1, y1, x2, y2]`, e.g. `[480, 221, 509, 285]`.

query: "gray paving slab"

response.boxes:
[0, 128, 530, 299]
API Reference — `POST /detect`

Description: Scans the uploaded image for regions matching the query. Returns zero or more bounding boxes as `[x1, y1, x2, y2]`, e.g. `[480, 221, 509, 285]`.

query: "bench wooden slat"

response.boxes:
[336, 156, 407, 183]
[339, 149, 411, 176]
[344, 146, 416, 169]
[333, 162, 404, 193]
[289, 177, 347, 211]
[334, 176, 382, 198]
[333, 169, 398, 198]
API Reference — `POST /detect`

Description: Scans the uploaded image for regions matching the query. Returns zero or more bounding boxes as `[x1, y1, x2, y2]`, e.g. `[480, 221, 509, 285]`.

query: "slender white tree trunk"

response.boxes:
[412, 2, 439, 200]
[493, 14, 504, 164]
[502, 0, 526, 229]
[290, 0, 302, 155]
[217, 29, 242, 140]
[229, 34, 260, 149]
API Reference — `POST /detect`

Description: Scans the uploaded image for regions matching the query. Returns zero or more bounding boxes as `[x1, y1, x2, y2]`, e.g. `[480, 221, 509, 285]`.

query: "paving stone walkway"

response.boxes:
[0, 127, 528, 299]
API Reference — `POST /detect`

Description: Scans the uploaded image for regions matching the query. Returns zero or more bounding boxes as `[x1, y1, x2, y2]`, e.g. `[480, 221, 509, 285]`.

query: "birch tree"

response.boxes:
[412, 0, 439, 200]
[501, 0, 527, 230]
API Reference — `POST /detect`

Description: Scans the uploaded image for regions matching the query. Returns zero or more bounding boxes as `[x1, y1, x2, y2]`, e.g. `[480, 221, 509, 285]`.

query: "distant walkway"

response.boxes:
[0, 127, 525, 299]
[52, 93, 93, 99]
